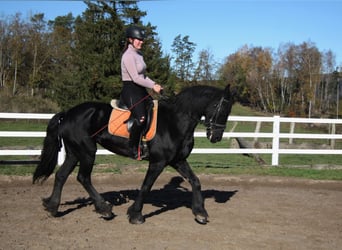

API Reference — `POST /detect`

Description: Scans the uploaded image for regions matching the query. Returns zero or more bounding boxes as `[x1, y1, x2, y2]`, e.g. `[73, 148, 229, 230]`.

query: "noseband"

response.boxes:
[205, 97, 230, 134]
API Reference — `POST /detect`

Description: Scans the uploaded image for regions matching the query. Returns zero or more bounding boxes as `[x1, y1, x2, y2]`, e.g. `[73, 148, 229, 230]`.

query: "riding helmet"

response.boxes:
[126, 26, 145, 41]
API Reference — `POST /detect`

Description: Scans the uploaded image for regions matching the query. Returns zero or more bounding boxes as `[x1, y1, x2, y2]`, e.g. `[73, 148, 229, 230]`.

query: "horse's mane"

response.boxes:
[160, 85, 222, 113]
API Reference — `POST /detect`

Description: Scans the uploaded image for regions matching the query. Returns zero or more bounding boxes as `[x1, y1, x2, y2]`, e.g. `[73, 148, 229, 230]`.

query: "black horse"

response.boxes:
[33, 84, 235, 224]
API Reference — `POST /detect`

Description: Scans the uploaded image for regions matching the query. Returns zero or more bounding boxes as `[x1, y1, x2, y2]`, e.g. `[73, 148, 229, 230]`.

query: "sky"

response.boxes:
[0, 0, 341, 67]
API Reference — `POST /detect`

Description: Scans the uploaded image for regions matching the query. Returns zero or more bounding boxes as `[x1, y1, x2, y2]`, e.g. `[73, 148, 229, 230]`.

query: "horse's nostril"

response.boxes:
[211, 133, 223, 143]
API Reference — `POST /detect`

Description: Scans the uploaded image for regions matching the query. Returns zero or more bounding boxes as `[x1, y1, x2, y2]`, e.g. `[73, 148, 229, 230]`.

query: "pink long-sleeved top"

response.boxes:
[121, 44, 155, 88]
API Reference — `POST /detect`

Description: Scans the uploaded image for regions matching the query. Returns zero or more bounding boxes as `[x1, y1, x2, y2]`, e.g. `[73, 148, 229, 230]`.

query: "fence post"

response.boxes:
[254, 121, 261, 143]
[289, 122, 295, 144]
[330, 123, 336, 149]
[272, 116, 280, 166]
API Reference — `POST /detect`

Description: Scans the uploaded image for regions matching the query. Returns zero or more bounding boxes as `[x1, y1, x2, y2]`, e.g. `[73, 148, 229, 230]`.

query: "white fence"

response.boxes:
[1, 112, 342, 166]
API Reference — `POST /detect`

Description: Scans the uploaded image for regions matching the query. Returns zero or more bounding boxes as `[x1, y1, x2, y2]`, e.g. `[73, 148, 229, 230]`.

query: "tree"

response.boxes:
[238, 46, 272, 112]
[47, 0, 171, 109]
[331, 69, 341, 118]
[3, 4, 340, 115]
[28, 13, 50, 97]
[219, 42, 336, 117]
[8, 13, 29, 96]
[171, 34, 196, 83]
[320, 50, 336, 113]
[47, 13, 77, 106]
[71, 1, 125, 104]
[141, 23, 171, 91]
[295, 41, 321, 117]
[194, 48, 217, 83]
[219, 45, 251, 105]
[0, 19, 10, 90]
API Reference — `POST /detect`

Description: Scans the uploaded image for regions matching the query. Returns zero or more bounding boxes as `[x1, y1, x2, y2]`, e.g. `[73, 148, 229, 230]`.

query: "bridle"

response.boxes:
[205, 96, 230, 135]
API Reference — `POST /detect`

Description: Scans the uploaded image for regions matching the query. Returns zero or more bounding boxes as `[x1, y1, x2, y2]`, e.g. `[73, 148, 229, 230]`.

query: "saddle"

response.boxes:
[108, 99, 158, 141]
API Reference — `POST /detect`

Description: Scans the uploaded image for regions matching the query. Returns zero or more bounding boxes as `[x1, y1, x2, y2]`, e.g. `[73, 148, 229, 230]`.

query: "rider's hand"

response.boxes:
[152, 83, 163, 94]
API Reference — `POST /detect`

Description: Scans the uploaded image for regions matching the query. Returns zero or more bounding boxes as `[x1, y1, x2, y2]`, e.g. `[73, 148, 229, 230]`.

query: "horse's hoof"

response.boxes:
[95, 202, 114, 220]
[42, 197, 58, 217]
[195, 214, 208, 225]
[128, 215, 145, 224]
[127, 205, 145, 224]
[100, 212, 115, 221]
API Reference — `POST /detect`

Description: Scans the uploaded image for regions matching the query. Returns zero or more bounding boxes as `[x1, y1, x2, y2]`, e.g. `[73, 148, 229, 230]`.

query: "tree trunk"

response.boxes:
[12, 60, 17, 96]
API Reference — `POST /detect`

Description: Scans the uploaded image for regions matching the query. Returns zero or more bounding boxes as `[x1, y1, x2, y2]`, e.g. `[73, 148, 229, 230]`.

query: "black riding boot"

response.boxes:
[129, 120, 148, 160]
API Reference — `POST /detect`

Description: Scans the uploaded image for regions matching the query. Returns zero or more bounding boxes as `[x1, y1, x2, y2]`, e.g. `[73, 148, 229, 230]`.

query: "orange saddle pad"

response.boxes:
[108, 100, 158, 141]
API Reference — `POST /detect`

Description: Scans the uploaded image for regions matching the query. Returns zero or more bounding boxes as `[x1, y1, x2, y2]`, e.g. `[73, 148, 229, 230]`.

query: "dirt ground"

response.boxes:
[0, 171, 341, 250]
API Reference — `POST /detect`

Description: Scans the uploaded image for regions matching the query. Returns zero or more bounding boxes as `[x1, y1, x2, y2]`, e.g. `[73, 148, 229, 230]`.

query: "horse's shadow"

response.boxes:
[57, 176, 238, 219]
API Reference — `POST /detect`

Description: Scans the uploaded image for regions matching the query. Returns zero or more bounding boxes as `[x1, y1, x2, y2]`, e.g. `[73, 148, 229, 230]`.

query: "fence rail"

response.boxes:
[1, 112, 342, 166]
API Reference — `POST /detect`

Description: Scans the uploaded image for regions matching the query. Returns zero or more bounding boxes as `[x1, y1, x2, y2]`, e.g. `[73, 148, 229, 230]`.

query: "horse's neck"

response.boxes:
[184, 99, 210, 121]
[173, 102, 207, 133]
[159, 101, 199, 134]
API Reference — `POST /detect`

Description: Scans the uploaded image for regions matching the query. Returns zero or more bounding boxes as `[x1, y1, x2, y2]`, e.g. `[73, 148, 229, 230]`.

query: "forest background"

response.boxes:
[0, 1, 341, 118]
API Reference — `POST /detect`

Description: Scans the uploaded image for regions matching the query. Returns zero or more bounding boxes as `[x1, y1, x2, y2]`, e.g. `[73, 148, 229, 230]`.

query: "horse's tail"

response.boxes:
[33, 112, 64, 184]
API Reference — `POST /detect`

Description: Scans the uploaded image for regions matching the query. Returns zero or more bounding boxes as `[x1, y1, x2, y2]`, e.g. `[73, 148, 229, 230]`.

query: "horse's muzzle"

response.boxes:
[207, 127, 224, 143]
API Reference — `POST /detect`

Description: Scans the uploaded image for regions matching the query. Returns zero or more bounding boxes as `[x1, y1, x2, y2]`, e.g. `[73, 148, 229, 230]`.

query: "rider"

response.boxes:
[120, 25, 162, 160]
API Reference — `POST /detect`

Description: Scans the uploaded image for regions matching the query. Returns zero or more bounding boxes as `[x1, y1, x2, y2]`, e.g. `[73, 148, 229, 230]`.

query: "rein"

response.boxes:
[90, 94, 152, 138]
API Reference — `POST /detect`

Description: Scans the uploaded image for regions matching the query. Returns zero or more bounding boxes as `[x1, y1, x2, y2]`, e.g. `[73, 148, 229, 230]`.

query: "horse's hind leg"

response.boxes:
[172, 160, 208, 224]
[77, 153, 114, 219]
[43, 153, 78, 216]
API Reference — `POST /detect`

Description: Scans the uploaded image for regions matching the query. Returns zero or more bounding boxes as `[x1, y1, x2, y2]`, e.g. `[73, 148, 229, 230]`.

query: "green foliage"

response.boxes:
[190, 165, 342, 181]
[171, 34, 196, 83]
[0, 165, 37, 176]
[0, 94, 59, 113]
[219, 43, 341, 117]
[0, 1, 172, 111]
[142, 23, 171, 87]
[2, 2, 339, 116]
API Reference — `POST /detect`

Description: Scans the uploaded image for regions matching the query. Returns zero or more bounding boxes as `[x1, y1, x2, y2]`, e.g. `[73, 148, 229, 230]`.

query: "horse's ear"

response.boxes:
[224, 84, 237, 101]
[224, 84, 230, 95]
[224, 84, 232, 97]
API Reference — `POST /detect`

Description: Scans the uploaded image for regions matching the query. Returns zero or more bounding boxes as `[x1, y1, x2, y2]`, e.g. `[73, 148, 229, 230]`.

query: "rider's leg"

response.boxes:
[129, 117, 145, 160]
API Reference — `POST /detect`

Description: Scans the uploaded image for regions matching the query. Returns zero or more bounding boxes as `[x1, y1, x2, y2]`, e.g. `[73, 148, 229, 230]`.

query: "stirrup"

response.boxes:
[139, 142, 149, 160]
[132, 142, 149, 161]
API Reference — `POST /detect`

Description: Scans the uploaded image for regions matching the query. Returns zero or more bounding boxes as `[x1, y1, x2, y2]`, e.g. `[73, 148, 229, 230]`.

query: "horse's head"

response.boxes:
[204, 84, 235, 143]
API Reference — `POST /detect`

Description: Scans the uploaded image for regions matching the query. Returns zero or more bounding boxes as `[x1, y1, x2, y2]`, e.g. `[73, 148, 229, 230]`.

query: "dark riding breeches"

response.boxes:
[120, 81, 151, 125]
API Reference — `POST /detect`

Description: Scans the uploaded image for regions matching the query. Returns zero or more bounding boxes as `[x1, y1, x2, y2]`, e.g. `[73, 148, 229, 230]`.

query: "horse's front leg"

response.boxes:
[172, 160, 208, 224]
[127, 162, 165, 224]
[43, 154, 78, 216]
